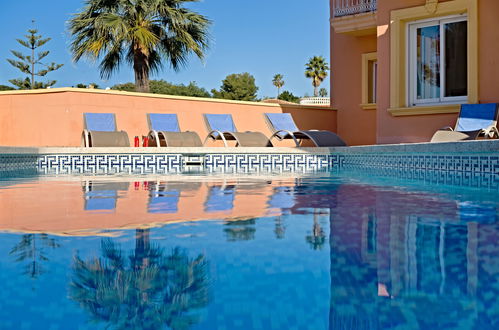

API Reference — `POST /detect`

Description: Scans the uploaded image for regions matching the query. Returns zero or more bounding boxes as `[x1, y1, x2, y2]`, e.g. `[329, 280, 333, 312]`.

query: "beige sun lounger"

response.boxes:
[82, 113, 130, 147]
[147, 113, 202, 147]
[264, 113, 347, 147]
[203, 114, 273, 147]
[430, 103, 499, 143]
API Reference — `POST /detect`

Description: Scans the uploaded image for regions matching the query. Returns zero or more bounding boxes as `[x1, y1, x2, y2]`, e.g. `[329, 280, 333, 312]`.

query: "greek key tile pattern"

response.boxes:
[204, 154, 339, 173]
[37, 154, 183, 174]
[1, 152, 498, 175]
[341, 153, 499, 174]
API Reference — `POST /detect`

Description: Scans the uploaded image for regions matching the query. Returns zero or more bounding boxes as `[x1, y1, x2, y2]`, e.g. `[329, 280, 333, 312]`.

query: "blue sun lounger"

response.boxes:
[147, 113, 202, 147]
[264, 113, 346, 147]
[203, 114, 272, 147]
[82, 113, 130, 147]
[431, 103, 499, 142]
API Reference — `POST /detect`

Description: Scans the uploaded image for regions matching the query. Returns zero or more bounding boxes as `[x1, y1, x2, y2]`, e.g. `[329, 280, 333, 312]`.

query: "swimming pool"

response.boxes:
[0, 164, 498, 329]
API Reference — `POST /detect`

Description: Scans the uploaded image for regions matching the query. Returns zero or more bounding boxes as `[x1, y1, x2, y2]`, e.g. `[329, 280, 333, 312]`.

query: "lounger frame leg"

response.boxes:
[270, 130, 301, 147]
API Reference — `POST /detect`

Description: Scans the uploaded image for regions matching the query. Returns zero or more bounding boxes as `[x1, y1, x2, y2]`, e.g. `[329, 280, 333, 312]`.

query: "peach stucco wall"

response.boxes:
[375, 0, 458, 144]
[331, 32, 377, 146]
[0, 89, 337, 147]
[331, 0, 499, 144]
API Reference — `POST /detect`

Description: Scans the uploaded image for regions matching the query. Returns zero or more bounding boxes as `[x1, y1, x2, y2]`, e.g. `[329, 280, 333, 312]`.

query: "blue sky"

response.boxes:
[0, 0, 331, 98]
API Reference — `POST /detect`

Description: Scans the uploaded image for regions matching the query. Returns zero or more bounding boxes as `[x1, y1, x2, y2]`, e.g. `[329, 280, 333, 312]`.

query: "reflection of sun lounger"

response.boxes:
[83, 181, 129, 211]
[82, 113, 130, 147]
[147, 181, 202, 214]
[431, 103, 499, 142]
[264, 112, 346, 147]
[204, 184, 236, 212]
[203, 114, 272, 147]
[147, 113, 202, 147]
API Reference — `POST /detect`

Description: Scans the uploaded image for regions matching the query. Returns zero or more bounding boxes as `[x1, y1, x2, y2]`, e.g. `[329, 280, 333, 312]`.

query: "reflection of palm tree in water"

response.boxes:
[10, 234, 60, 279]
[274, 216, 286, 239]
[70, 229, 210, 329]
[306, 212, 326, 250]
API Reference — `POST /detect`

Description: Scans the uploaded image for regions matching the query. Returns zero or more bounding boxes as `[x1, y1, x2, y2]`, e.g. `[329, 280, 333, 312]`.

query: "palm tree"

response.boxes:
[68, 0, 211, 93]
[272, 74, 285, 98]
[305, 56, 329, 97]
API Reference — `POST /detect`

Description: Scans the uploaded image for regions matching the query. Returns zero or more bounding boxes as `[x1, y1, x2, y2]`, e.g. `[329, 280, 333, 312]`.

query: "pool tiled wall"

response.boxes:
[0, 141, 498, 175]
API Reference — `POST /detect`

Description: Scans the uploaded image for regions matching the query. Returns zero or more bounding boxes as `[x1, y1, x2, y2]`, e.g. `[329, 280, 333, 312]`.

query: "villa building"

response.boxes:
[330, 0, 498, 145]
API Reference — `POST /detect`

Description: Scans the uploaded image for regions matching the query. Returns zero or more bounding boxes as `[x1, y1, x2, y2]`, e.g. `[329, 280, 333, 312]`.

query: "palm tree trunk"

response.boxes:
[133, 47, 150, 93]
[314, 85, 318, 97]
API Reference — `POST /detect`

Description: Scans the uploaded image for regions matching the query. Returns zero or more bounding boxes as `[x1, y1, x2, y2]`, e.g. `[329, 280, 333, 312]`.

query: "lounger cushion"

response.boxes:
[265, 113, 299, 134]
[228, 132, 273, 147]
[88, 131, 130, 147]
[148, 113, 180, 132]
[158, 131, 203, 147]
[430, 130, 479, 143]
[84, 113, 117, 132]
[300, 131, 347, 147]
[456, 103, 498, 132]
[205, 114, 237, 133]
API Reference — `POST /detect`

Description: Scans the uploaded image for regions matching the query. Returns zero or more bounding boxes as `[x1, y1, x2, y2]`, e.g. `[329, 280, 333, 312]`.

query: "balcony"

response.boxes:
[331, 0, 377, 36]
[333, 0, 377, 18]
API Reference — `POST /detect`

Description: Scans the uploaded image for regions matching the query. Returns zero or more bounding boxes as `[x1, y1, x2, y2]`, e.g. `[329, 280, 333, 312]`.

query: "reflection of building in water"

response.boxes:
[224, 218, 256, 241]
[329, 184, 499, 328]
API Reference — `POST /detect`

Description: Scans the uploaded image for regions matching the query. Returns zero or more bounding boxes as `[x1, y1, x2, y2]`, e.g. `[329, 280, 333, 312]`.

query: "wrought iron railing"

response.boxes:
[333, 0, 377, 17]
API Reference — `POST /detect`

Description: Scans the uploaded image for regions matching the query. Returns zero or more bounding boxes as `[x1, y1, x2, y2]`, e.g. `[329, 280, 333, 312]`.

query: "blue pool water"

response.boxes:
[0, 169, 498, 329]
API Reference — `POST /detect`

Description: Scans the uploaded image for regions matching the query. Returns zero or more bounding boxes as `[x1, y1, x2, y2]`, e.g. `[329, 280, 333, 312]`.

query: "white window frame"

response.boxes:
[407, 15, 468, 107]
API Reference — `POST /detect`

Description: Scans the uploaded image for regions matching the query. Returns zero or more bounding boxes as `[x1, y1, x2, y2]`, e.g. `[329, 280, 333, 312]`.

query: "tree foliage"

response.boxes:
[68, 0, 211, 93]
[75, 83, 100, 89]
[0, 85, 15, 91]
[7, 29, 63, 89]
[112, 80, 210, 97]
[305, 56, 329, 97]
[272, 74, 285, 98]
[211, 72, 258, 101]
[319, 88, 328, 97]
[278, 90, 300, 104]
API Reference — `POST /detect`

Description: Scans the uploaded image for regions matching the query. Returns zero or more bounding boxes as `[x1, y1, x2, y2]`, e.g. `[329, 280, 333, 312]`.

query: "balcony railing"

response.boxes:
[333, 0, 377, 18]
[299, 97, 330, 106]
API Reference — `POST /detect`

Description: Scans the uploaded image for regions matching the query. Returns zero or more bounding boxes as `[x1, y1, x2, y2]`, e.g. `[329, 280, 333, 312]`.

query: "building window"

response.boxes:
[408, 16, 468, 106]
[361, 52, 377, 109]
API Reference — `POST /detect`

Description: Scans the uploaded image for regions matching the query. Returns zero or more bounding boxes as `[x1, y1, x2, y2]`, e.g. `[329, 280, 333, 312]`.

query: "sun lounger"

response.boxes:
[147, 113, 202, 147]
[430, 103, 499, 142]
[203, 114, 273, 147]
[82, 113, 130, 147]
[264, 113, 347, 147]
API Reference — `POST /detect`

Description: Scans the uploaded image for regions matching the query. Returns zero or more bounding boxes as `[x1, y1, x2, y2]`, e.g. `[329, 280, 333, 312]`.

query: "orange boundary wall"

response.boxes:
[0, 88, 337, 147]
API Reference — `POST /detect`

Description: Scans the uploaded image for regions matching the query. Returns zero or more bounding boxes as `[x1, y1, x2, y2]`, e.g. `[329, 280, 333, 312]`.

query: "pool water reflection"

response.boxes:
[0, 171, 498, 329]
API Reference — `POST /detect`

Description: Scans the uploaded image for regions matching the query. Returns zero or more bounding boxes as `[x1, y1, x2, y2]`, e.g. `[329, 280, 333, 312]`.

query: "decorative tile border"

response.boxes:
[339, 153, 499, 174]
[37, 154, 183, 174]
[0, 150, 498, 176]
[204, 154, 339, 173]
[0, 154, 39, 171]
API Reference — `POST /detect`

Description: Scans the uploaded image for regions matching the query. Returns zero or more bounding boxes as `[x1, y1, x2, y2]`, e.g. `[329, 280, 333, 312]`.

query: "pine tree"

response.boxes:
[7, 29, 63, 89]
